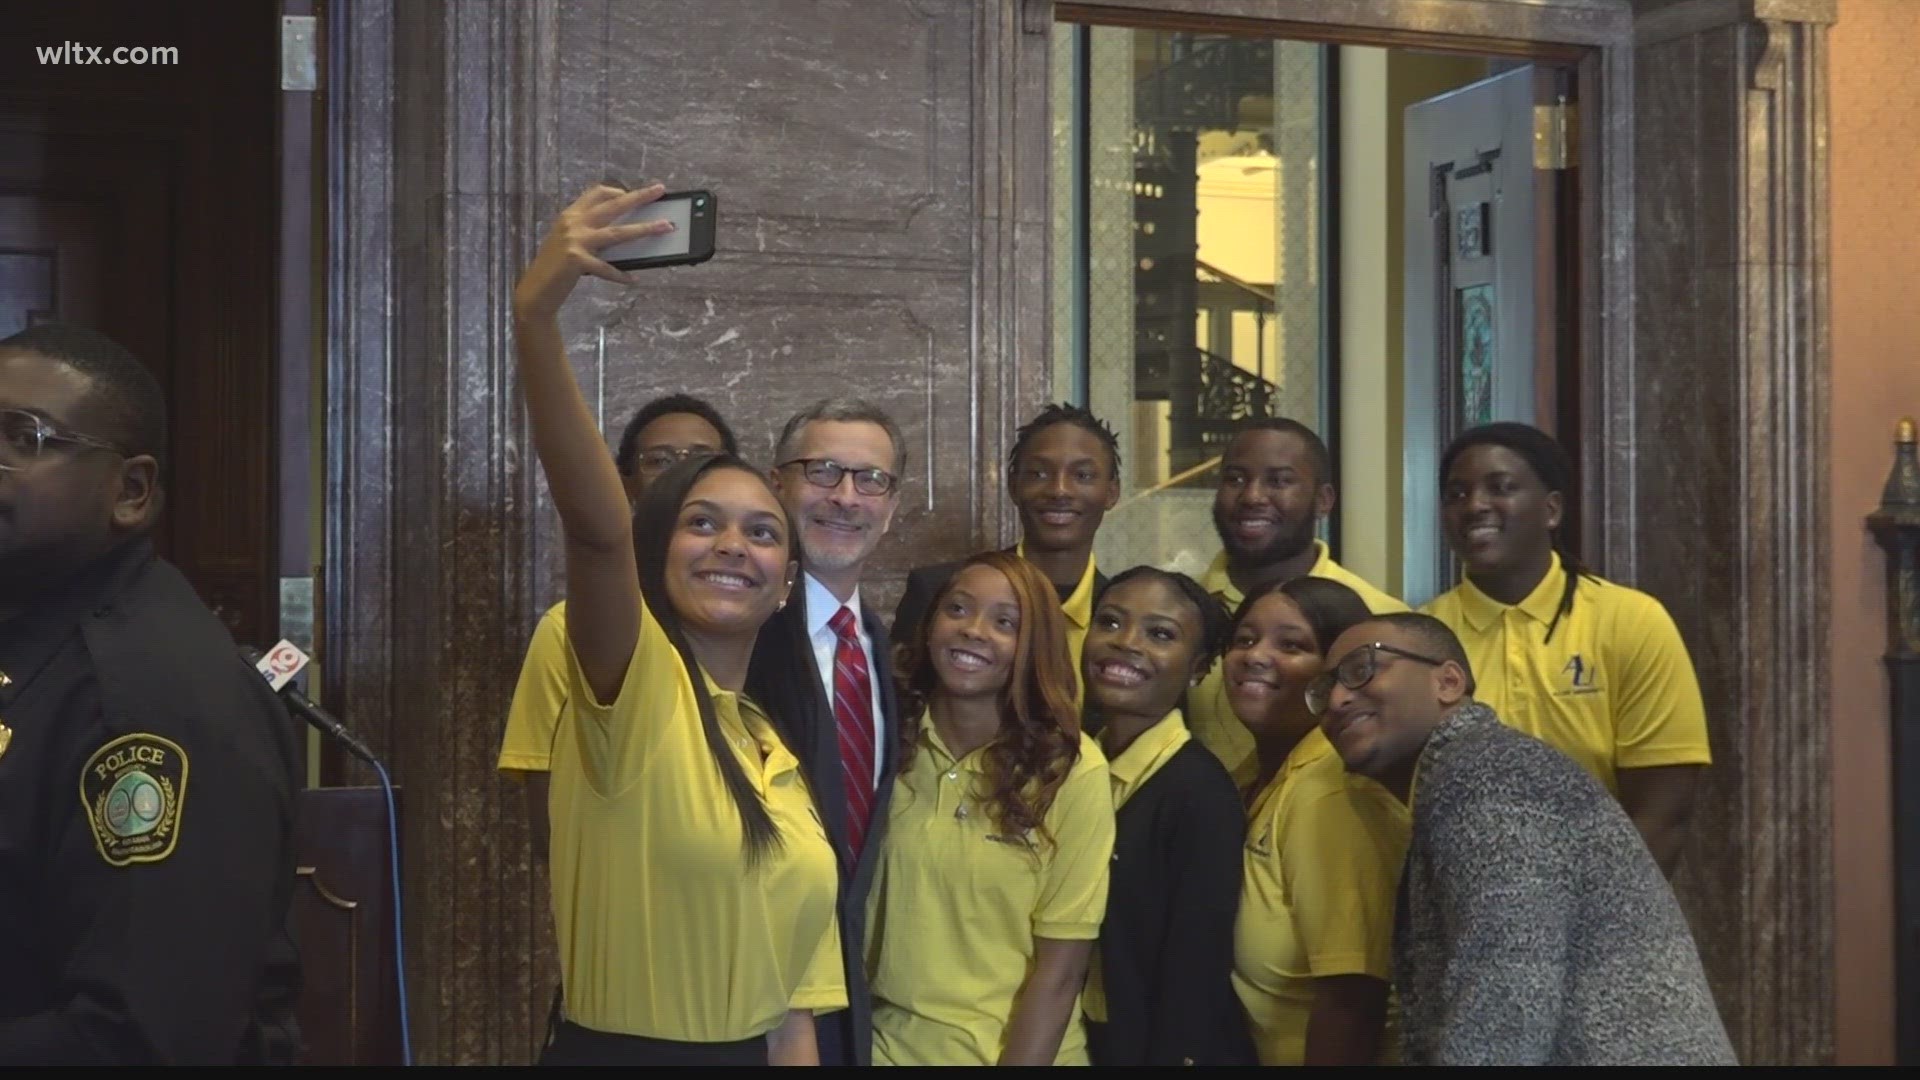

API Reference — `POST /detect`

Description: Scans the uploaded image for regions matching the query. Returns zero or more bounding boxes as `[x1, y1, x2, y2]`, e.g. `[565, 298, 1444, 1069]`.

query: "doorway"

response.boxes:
[1049, 15, 1582, 608]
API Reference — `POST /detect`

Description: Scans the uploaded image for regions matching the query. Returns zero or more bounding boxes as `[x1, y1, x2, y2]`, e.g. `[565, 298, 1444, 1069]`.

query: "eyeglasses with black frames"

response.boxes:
[1305, 641, 1446, 717]
[777, 457, 898, 498]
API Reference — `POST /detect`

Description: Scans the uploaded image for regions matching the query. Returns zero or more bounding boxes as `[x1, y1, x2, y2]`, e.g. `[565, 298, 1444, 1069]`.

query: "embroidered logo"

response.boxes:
[80, 733, 188, 866]
[1560, 654, 1601, 695]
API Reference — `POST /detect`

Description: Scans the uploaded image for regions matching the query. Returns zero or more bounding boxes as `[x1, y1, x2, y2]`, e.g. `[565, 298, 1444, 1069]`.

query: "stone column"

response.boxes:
[1629, 1, 1835, 1063]
[325, 0, 1045, 1062]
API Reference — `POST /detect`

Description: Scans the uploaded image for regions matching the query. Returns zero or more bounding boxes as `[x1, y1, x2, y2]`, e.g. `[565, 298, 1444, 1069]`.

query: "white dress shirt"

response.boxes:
[805, 574, 886, 790]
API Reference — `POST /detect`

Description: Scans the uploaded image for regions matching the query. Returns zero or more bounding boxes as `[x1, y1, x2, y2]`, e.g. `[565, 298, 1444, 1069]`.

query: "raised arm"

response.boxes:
[509, 185, 676, 703]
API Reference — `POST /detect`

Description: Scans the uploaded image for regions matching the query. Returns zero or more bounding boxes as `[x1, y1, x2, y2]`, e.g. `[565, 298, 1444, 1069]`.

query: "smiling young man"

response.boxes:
[1312, 613, 1734, 1067]
[1187, 418, 1406, 792]
[747, 398, 907, 1068]
[892, 404, 1121, 705]
[1420, 423, 1709, 874]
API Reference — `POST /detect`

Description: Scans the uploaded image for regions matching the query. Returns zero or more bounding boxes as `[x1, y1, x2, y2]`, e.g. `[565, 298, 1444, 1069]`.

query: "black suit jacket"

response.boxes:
[1088, 741, 1257, 1066]
[891, 549, 1109, 644]
[748, 579, 899, 1067]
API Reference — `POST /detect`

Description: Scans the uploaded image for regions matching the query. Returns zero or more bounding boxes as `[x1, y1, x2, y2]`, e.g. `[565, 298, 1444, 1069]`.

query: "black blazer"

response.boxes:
[1088, 741, 1257, 1066]
[891, 549, 1109, 643]
[747, 578, 900, 1067]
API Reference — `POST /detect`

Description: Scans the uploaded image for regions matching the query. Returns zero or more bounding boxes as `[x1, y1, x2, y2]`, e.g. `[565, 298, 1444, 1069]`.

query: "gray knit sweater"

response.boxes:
[1393, 703, 1737, 1066]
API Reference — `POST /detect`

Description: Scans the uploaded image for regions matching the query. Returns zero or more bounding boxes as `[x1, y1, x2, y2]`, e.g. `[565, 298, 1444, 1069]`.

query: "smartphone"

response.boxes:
[601, 189, 717, 271]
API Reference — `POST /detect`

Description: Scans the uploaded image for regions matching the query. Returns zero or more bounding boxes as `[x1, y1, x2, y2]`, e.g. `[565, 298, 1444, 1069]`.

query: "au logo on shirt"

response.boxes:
[1561, 654, 1601, 695]
[80, 732, 189, 866]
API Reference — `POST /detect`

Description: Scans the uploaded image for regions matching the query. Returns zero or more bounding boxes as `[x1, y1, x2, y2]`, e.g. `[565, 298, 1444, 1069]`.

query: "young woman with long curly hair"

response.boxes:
[865, 551, 1115, 1065]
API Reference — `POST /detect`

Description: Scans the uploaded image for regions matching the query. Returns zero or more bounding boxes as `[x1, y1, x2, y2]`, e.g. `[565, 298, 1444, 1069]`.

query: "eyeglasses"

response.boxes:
[778, 458, 897, 497]
[1305, 642, 1445, 716]
[0, 408, 124, 473]
[634, 446, 715, 474]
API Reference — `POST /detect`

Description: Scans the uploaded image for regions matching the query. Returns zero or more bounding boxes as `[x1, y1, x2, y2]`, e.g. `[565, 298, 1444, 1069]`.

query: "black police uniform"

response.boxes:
[0, 537, 302, 1064]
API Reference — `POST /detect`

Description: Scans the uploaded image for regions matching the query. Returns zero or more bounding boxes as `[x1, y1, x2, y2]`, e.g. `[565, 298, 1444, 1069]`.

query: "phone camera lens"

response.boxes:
[695, 197, 707, 208]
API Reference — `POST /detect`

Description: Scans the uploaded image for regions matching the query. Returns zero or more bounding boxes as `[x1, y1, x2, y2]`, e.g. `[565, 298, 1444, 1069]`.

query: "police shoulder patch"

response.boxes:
[80, 732, 189, 866]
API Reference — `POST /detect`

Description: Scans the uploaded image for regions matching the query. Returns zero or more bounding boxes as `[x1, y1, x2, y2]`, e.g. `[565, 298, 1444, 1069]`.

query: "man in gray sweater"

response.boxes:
[1308, 612, 1736, 1066]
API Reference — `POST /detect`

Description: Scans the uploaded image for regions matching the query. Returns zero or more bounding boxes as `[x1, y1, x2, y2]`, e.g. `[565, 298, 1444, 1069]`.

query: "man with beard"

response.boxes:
[0, 324, 301, 1063]
[1189, 418, 1406, 793]
[750, 398, 908, 1067]
[891, 404, 1121, 706]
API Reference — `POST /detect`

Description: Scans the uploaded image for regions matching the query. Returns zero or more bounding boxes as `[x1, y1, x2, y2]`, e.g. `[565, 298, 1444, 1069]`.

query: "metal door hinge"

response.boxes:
[282, 15, 318, 92]
[1533, 100, 1575, 170]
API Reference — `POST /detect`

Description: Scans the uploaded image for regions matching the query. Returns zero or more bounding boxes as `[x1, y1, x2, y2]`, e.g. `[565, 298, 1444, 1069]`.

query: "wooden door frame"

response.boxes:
[1031, 0, 1834, 1065]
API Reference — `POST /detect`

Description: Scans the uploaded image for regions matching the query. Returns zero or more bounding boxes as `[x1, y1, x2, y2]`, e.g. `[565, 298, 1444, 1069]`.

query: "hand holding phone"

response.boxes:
[600, 188, 718, 271]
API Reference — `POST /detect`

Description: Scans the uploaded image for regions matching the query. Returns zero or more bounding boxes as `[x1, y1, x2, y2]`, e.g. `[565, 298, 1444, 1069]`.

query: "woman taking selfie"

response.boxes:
[512, 184, 842, 1065]
[1077, 567, 1256, 1066]
[865, 551, 1114, 1065]
[1225, 577, 1408, 1066]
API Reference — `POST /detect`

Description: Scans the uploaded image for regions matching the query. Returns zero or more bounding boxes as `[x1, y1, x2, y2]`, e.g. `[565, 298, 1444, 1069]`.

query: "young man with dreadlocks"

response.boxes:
[1422, 422, 1709, 874]
[892, 404, 1121, 706]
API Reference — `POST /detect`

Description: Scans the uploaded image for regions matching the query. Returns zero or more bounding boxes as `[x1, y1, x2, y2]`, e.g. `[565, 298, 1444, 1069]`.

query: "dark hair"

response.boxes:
[1231, 575, 1374, 658]
[0, 323, 167, 466]
[1439, 422, 1595, 644]
[774, 398, 908, 478]
[1363, 611, 1477, 695]
[1094, 565, 1231, 664]
[614, 394, 739, 477]
[894, 551, 1082, 849]
[632, 452, 790, 863]
[1229, 416, 1330, 487]
[1007, 403, 1121, 479]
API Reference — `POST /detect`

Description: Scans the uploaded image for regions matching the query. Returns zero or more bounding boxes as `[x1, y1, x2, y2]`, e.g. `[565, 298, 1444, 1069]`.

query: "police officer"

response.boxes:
[0, 324, 302, 1064]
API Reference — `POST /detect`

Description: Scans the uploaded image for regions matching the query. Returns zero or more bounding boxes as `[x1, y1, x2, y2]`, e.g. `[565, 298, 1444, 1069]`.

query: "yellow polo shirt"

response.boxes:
[1081, 709, 1191, 1025]
[1232, 728, 1408, 1065]
[497, 601, 568, 772]
[1421, 553, 1712, 794]
[867, 715, 1115, 1065]
[548, 597, 845, 1041]
[1016, 541, 1098, 708]
[1189, 543, 1408, 792]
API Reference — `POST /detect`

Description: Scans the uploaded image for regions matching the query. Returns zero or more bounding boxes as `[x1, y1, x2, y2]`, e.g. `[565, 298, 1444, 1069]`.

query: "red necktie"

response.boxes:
[829, 606, 876, 862]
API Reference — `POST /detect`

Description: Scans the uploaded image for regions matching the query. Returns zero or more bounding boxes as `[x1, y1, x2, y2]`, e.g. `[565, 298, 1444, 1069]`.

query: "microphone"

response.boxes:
[242, 641, 381, 765]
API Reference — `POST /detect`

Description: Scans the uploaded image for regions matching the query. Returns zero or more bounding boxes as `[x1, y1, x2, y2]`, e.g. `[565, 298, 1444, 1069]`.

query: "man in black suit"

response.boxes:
[892, 404, 1120, 703]
[750, 398, 906, 1067]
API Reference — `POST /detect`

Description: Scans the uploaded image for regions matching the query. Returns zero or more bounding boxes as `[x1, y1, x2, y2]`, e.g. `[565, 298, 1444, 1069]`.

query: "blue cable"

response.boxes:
[370, 758, 414, 1066]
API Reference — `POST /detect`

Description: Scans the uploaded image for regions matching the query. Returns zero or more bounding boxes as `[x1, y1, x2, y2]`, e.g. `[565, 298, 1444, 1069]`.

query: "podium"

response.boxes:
[292, 785, 405, 1065]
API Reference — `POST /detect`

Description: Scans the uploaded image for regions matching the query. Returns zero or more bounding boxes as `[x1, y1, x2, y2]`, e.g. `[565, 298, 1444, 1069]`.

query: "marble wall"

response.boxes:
[323, 0, 1837, 1064]
[327, 0, 1049, 1062]
[1631, 12, 1832, 1064]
